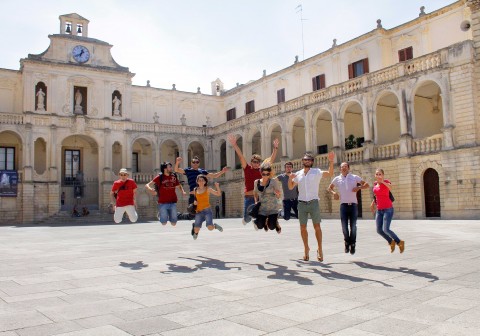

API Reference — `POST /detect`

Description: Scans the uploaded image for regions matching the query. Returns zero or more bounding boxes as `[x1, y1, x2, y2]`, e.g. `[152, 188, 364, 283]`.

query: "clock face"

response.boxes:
[72, 45, 90, 63]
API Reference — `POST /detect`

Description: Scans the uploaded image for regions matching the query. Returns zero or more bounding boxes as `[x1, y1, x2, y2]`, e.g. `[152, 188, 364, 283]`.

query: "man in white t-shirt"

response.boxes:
[288, 151, 334, 262]
[328, 162, 369, 255]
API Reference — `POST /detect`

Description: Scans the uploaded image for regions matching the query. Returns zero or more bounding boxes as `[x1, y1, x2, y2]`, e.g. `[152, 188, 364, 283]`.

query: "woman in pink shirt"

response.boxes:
[370, 169, 405, 253]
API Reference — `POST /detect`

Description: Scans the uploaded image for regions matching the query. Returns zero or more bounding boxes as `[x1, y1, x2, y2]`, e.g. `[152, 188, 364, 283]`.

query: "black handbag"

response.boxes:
[248, 202, 261, 218]
[187, 188, 197, 215]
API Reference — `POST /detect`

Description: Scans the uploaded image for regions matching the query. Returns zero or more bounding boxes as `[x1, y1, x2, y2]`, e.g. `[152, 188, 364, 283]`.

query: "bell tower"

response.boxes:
[59, 13, 89, 37]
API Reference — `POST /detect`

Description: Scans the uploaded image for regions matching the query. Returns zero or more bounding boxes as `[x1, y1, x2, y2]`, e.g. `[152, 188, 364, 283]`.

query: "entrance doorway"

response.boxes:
[424, 168, 441, 217]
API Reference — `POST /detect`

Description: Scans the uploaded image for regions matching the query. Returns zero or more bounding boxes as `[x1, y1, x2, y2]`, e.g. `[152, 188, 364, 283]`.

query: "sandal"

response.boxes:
[317, 250, 323, 262]
[275, 224, 282, 234]
[302, 254, 309, 261]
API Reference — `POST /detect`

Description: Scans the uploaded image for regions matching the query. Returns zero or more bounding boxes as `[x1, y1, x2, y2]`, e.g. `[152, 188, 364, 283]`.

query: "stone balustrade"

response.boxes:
[374, 142, 400, 159]
[413, 134, 443, 154]
[343, 147, 364, 163]
[0, 113, 23, 124]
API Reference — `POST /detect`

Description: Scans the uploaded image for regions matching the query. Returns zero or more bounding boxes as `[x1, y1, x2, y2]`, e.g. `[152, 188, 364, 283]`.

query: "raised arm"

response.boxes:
[207, 166, 229, 179]
[352, 180, 370, 193]
[322, 151, 335, 178]
[174, 157, 186, 174]
[228, 134, 247, 169]
[266, 138, 280, 163]
[209, 182, 222, 197]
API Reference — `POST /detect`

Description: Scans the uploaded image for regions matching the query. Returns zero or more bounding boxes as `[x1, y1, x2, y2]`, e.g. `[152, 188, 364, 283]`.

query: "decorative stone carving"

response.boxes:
[112, 95, 121, 116]
[36, 88, 45, 111]
[74, 89, 83, 114]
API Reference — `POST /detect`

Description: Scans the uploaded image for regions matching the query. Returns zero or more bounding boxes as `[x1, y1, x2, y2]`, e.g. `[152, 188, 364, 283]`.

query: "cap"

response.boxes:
[119, 168, 129, 174]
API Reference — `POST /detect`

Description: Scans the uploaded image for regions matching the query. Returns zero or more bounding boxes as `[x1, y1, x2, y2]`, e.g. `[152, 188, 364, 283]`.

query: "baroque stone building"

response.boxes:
[0, 1, 479, 224]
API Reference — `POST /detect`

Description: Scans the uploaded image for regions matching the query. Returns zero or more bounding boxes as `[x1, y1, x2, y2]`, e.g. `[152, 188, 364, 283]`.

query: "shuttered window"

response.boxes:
[398, 46, 413, 62]
[277, 88, 285, 103]
[312, 74, 326, 91]
[348, 58, 369, 79]
[226, 108, 236, 121]
[245, 100, 255, 114]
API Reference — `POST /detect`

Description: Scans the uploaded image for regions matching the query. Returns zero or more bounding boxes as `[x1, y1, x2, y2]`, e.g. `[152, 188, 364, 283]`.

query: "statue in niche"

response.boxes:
[74, 89, 83, 114]
[112, 95, 122, 116]
[180, 114, 186, 126]
[153, 112, 159, 123]
[36, 88, 45, 111]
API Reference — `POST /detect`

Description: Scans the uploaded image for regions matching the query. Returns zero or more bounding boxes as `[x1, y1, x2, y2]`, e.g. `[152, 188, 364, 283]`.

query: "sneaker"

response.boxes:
[398, 240, 405, 253]
[193, 233, 198, 240]
[253, 219, 259, 231]
[214, 223, 223, 232]
[344, 242, 350, 254]
[390, 240, 396, 253]
[350, 244, 356, 255]
[278, 209, 284, 218]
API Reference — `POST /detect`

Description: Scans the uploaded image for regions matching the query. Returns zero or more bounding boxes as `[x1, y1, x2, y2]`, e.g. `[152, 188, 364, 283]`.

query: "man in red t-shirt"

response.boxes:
[145, 162, 186, 226]
[110, 168, 138, 223]
[228, 134, 279, 225]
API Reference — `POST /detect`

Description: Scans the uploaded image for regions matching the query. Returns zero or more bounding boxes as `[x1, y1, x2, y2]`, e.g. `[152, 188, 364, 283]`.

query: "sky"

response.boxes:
[0, 0, 456, 94]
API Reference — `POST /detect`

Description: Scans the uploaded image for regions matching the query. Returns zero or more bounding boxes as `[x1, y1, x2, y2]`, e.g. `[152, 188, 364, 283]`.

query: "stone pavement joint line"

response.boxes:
[0, 219, 479, 335]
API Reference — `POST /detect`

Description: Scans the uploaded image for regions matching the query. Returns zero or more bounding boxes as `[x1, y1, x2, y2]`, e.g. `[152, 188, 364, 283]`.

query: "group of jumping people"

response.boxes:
[110, 134, 404, 261]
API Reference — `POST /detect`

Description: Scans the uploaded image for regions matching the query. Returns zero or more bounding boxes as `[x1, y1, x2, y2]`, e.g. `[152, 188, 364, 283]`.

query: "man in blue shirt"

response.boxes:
[175, 156, 228, 204]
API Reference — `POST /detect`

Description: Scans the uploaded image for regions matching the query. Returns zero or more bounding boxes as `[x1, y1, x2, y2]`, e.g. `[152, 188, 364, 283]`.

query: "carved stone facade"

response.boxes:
[1, 2, 479, 223]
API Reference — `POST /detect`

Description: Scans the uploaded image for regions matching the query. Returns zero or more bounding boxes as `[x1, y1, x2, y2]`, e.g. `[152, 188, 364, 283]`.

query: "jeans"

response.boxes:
[283, 199, 298, 221]
[158, 203, 177, 224]
[243, 196, 255, 223]
[194, 207, 214, 228]
[375, 207, 400, 244]
[340, 203, 358, 245]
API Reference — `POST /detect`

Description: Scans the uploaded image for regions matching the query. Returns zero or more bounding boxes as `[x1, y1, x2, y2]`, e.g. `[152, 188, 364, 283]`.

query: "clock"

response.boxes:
[72, 45, 90, 63]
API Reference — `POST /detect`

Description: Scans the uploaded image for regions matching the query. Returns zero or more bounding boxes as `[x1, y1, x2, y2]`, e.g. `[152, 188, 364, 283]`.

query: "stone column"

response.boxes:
[49, 125, 58, 181]
[285, 131, 293, 158]
[304, 113, 313, 152]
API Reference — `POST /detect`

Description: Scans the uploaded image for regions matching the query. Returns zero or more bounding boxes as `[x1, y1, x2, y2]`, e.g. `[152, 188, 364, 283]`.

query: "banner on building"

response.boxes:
[0, 171, 18, 197]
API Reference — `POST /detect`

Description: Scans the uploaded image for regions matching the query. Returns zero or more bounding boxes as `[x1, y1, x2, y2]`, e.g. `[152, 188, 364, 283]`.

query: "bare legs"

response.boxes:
[300, 225, 310, 260]
[313, 223, 323, 261]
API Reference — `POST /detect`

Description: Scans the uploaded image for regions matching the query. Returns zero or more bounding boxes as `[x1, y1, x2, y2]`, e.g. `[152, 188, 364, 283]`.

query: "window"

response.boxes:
[64, 149, 80, 184]
[0, 147, 15, 170]
[398, 46, 413, 62]
[317, 145, 328, 155]
[348, 58, 369, 79]
[245, 100, 255, 114]
[226, 108, 236, 121]
[132, 153, 139, 173]
[312, 74, 326, 91]
[277, 88, 285, 104]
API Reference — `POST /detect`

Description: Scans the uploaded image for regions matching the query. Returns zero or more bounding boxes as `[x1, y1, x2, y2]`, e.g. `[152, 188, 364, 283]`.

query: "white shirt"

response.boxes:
[293, 168, 324, 202]
[330, 173, 362, 204]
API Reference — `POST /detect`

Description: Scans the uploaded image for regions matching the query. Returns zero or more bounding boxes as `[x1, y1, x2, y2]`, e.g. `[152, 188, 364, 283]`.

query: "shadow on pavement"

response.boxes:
[353, 261, 439, 282]
[119, 261, 149, 270]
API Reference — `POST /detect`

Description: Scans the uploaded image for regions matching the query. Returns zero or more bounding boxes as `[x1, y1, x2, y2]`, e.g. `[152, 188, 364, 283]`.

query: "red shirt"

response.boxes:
[373, 180, 392, 210]
[153, 174, 180, 204]
[244, 164, 261, 193]
[112, 179, 137, 207]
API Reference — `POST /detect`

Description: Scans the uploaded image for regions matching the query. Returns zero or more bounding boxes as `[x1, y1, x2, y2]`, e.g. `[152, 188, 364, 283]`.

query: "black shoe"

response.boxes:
[344, 242, 350, 253]
[350, 244, 356, 255]
[191, 223, 195, 236]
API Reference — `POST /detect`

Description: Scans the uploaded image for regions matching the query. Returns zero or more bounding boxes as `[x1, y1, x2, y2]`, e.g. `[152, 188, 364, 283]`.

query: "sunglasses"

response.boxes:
[192, 161, 200, 164]
[261, 172, 271, 176]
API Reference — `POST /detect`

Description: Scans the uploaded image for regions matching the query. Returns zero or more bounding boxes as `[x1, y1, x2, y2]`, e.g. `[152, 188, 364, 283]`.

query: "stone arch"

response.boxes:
[60, 134, 99, 207]
[339, 99, 365, 150]
[131, 137, 154, 173]
[268, 122, 282, 162]
[159, 139, 181, 166]
[186, 140, 206, 165]
[289, 116, 306, 159]
[312, 108, 334, 154]
[373, 90, 401, 145]
[0, 130, 23, 170]
[410, 79, 445, 139]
